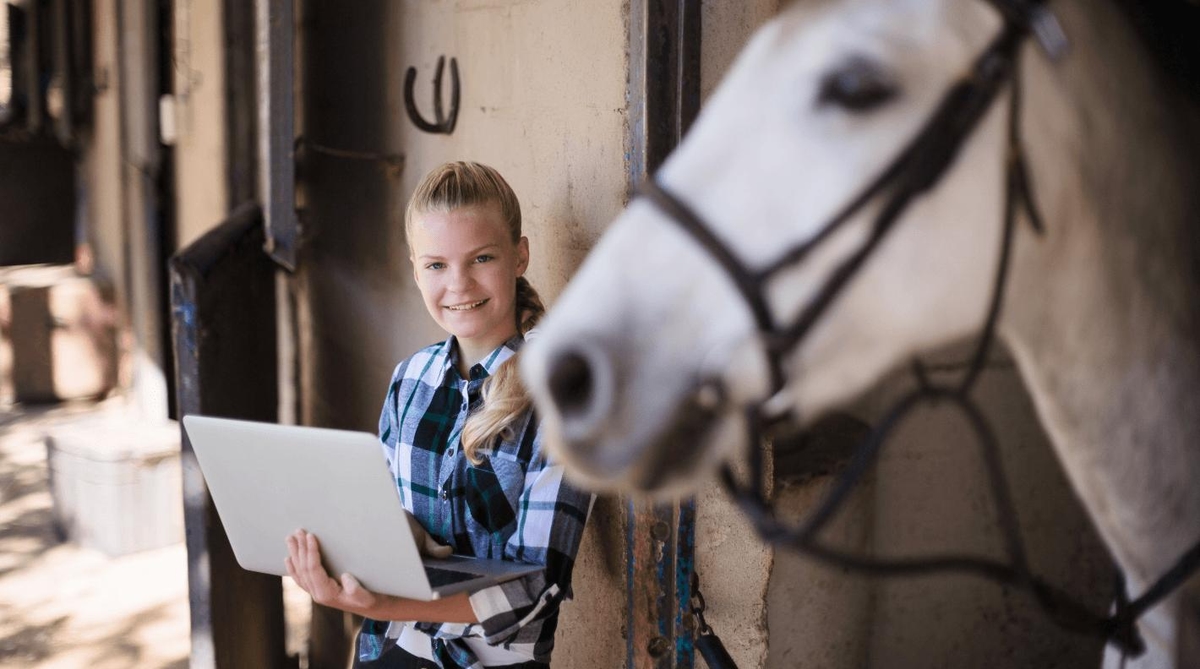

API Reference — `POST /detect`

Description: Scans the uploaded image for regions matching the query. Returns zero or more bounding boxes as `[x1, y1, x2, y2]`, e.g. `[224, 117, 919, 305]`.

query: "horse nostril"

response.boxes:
[544, 344, 614, 443]
[548, 351, 594, 419]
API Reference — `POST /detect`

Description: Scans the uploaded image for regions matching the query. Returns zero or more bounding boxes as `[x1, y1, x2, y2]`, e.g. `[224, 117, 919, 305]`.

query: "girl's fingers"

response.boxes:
[292, 530, 306, 566]
[290, 530, 317, 591]
[424, 535, 452, 558]
[306, 533, 321, 570]
[340, 573, 361, 595]
[300, 532, 338, 603]
[285, 556, 308, 593]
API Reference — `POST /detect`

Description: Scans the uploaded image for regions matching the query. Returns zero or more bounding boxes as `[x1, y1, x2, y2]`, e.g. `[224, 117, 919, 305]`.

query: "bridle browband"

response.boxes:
[637, 0, 1200, 658]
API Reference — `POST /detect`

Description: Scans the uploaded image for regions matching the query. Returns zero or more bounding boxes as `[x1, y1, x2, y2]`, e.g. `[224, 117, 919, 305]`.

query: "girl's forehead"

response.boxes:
[410, 204, 512, 254]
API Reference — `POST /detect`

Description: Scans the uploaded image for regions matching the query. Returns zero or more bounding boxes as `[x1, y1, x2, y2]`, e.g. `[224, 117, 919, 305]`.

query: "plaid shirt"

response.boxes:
[363, 334, 593, 668]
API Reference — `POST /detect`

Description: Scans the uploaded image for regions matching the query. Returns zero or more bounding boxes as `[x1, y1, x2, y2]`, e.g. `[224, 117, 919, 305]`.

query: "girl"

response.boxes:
[286, 162, 594, 669]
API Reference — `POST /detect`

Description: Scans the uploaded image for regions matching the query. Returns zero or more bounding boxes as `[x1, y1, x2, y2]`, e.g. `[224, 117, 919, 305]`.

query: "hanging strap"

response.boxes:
[690, 571, 739, 669]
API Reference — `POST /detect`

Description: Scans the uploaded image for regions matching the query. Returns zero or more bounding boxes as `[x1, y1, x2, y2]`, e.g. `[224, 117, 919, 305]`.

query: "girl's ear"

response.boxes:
[515, 236, 530, 276]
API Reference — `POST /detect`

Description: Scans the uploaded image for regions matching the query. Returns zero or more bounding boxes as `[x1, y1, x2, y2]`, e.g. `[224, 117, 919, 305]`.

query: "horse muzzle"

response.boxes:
[529, 336, 734, 492]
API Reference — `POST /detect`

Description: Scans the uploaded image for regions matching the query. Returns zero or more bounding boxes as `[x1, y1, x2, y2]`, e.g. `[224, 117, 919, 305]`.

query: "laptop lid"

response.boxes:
[182, 415, 542, 601]
[183, 415, 439, 600]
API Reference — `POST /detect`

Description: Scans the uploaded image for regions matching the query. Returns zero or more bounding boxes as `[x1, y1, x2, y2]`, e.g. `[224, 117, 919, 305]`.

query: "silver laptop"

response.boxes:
[181, 415, 542, 600]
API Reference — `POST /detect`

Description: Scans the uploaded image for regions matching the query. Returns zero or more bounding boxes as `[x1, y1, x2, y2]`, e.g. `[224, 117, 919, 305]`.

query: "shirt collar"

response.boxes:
[442, 334, 525, 382]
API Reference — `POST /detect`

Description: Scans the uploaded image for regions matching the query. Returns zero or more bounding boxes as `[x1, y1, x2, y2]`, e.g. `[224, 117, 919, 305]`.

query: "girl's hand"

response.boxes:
[285, 529, 378, 616]
[285, 528, 479, 624]
[405, 511, 453, 558]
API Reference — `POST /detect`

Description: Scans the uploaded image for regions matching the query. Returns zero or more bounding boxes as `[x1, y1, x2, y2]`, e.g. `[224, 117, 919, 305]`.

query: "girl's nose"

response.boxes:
[448, 266, 476, 291]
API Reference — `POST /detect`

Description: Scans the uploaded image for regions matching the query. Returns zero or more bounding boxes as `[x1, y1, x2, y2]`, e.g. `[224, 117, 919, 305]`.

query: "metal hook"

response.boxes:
[404, 56, 460, 134]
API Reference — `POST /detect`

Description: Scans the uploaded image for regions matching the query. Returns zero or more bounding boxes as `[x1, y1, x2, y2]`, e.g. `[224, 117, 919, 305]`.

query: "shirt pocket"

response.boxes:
[465, 451, 526, 536]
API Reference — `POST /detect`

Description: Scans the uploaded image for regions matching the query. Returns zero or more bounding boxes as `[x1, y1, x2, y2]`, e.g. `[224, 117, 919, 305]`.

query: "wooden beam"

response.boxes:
[170, 203, 288, 669]
[256, 0, 296, 270]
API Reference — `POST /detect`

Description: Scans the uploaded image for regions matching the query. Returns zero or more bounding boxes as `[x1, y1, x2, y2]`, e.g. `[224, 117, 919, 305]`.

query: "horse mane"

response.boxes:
[1114, 0, 1200, 104]
[1069, 0, 1200, 333]
[1122, 0, 1200, 302]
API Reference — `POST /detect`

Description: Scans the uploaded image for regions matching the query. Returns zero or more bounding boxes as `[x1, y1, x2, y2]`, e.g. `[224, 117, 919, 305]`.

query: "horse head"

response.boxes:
[522, 0, 1023, 494]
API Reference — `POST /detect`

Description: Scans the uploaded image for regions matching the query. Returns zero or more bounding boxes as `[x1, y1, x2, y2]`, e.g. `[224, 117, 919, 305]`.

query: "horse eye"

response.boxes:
[816, 57, 898, 113]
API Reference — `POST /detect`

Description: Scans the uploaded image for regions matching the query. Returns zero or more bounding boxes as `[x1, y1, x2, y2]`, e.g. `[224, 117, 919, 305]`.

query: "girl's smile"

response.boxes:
[445, 298, 489, 311]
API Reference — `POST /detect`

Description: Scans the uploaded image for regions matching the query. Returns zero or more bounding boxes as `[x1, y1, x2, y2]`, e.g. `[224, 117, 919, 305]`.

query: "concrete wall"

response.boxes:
[296, 1, 629, 665]
[766, 476, 875, 669]
[81, 0, 126, 309]
[858, 348, 1113, 668]
[170, 0, 229, 251]
[761, 345, 1114, 669]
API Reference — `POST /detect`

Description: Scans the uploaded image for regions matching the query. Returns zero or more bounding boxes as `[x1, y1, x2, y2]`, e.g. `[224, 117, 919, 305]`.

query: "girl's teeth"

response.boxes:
[447, 300, 485, 311]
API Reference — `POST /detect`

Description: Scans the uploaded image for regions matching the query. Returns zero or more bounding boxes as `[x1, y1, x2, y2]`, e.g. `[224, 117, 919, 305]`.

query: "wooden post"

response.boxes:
[170, 203, 289, 669]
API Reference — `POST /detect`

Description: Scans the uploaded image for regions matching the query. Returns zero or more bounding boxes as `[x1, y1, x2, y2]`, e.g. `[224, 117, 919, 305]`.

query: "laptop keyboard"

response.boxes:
[424, 565, 479, 588]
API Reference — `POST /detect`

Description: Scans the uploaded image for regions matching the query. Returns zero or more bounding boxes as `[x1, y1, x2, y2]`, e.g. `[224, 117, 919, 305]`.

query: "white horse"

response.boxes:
[520, 0, 1200, 666]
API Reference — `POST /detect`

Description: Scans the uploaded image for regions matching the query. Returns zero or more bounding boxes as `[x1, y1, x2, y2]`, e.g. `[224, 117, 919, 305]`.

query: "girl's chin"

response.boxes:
[441, 321, 500, 342]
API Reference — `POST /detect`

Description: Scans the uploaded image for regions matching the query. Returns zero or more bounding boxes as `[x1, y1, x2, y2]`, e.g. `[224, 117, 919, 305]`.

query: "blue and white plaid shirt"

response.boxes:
[363, 334, 593, 668]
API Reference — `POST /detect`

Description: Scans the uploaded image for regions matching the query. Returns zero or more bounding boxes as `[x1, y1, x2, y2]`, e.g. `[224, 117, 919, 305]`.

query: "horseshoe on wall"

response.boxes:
[404, 56, 460, 134]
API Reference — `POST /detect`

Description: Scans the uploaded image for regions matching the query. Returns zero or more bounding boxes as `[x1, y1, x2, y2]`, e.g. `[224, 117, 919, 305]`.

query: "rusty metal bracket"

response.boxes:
[403, 55, 459, 134]
[625, 1, 701, 667]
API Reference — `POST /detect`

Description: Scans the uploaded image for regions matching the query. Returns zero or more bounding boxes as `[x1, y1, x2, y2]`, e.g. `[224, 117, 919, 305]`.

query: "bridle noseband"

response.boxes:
[637, 0, 1200, 658]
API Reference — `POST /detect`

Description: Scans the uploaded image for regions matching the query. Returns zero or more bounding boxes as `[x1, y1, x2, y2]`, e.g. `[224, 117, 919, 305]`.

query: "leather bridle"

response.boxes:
[637, 0, 1200, 658]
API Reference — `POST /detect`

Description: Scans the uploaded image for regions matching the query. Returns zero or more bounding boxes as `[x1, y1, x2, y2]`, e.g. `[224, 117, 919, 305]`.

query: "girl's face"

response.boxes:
[410, 203, 529, 354]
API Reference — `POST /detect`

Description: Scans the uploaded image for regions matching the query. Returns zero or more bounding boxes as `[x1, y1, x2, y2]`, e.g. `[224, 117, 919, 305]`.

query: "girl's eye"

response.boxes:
[474, 255, 494, 264]
[816, 56, 898, 113]
[426, 262, 446, 271]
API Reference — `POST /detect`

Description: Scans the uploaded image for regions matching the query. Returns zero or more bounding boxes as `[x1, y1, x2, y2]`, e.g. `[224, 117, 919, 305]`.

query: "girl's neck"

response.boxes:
[455, 330, 519, 377]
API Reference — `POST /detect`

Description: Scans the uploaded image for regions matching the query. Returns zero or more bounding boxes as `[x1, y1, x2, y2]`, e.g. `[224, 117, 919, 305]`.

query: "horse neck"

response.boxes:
[1001, 0, 1200, 588]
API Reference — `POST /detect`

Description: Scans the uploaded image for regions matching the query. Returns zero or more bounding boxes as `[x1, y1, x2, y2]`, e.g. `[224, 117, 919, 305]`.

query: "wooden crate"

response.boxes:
[1, 265, 118, 403]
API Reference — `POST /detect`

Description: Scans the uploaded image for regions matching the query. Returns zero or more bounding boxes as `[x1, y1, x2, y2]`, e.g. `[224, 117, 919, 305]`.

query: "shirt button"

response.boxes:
[440, 488, 449, 500]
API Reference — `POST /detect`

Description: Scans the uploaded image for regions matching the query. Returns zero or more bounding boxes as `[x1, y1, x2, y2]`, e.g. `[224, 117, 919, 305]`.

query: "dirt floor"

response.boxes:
[0, 401, 312, 669]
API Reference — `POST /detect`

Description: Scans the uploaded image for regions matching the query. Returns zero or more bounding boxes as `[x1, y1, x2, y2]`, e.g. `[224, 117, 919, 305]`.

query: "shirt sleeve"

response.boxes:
[467, 444, 595, 647]
[377, 360, 407, 470]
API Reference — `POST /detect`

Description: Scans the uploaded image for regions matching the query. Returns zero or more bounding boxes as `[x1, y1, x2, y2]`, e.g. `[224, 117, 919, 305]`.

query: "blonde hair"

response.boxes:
[407, 161, 545, 464]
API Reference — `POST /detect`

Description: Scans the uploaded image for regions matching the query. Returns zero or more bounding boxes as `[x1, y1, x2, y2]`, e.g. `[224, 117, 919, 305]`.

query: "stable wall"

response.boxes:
[296, 1, 628, 665]
[81, 0, 126, 313]
[858, 347, 1113, 668]
[170, 0, 230, 251]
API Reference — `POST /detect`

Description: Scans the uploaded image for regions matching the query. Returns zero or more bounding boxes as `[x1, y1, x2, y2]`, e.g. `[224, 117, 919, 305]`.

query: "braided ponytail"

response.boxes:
[461, 277, 545, 464]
